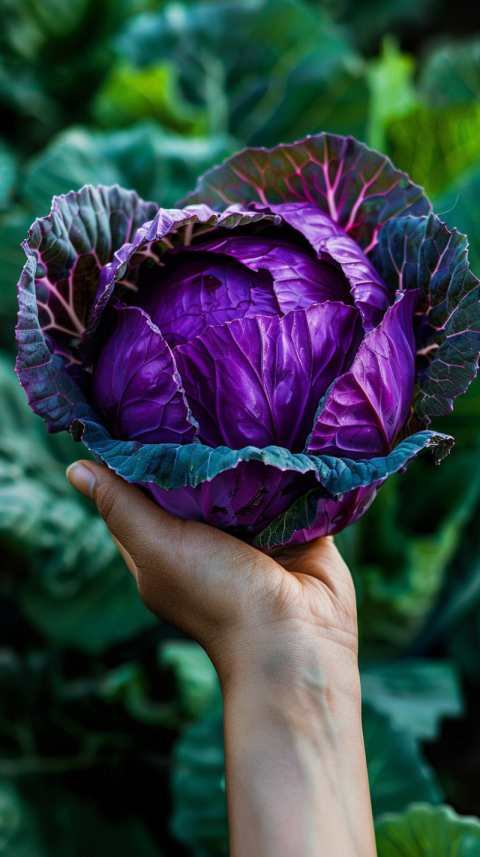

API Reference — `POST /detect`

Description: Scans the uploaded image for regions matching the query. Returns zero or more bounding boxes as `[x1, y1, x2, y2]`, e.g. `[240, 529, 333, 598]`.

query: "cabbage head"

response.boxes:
[17, 133, 478, 548]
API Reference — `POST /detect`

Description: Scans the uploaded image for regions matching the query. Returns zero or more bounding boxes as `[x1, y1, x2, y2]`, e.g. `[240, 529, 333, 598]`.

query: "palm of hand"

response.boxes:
[81, 466, 358, 675]
[132, 506, 358, 669]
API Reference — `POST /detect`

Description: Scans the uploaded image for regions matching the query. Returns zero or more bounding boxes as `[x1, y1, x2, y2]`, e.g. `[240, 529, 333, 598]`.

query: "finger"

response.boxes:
[66, 460, 160, 582]
[66, 460, 261, 609]
[267, 536, 355, 601]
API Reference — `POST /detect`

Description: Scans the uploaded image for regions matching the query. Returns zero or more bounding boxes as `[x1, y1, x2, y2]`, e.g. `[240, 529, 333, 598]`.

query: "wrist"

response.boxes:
[220, 634, 372, 857]
[210, 618, 360, 705]
[215, 629, 361, 736]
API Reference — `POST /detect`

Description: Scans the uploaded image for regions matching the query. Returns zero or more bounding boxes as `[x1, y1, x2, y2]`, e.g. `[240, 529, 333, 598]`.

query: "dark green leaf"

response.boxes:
[92, 61, 208, 134]
[159, 641, 222, 720]
[16, 776, 163, 857]
[343, 444, 480, 659]
[116, 0, 368, 145]
[420, 38, 480, 107]
[0, 0, 91, 58]
[435, 165, 480, 284]
[21, 123, 233, 214]
[0, 779, 44, 857]
[375, 803, 480, 856]
[0, 351, 39, 434]
[367, 37, 418, 154]
[416, 456, 480, 677]
[97, 661, 176, 725]
[79, 419, 452, 548]
[19, 562, 158, 654]
[0, 354, 157, 653]
[0, 0, 159, 153]
[0, 211, 31, 348]
[0, 138, 17, 212]
[385, 104, 480, 199]
[360, 660, 463, 739]
[170, 713, 228, 856]
[363, 703, 441, 818]
[372, 214, 480, 419]
[21, 128, 121, 217]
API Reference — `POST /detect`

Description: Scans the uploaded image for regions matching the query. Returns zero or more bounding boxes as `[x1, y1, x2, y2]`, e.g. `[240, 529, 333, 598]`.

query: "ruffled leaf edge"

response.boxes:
[76, 417, 453, 547]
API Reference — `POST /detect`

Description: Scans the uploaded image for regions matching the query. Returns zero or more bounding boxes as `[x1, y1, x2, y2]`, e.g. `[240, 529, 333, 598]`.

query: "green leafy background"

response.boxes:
[2, 0, 480, 853]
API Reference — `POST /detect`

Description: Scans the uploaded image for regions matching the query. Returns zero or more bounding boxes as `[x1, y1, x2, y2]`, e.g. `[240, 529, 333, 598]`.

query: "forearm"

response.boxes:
[70, 461, 371, 852]
[221, 639, 376, 857]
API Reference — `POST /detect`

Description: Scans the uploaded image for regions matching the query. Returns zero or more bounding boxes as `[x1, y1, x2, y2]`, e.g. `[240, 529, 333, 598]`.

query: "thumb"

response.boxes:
[66, 459, 201, 624]
[66, 460, 184, 575]
[65, 460, 258, 627]
[66, 460, 162, 580]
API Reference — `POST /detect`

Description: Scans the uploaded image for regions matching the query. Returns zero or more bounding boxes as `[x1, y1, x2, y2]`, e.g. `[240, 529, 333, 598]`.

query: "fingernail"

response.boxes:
[66, 461, 97, 499]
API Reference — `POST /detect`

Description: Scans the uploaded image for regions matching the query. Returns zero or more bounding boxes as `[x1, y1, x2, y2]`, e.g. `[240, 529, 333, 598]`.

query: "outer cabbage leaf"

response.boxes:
[256, 483, 380, 548]
[15, 185, 272, 433]
[77, 418, 452, 545]
[15, 183, 159, 433]
[182, 132, 431, 250]
[371, 213, 480, 418]
[77, 421, 452, 499]
[147, 461, 321, 538]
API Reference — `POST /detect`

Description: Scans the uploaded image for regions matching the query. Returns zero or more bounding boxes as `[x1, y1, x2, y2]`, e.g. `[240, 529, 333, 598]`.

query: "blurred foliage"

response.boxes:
[0, 352, 158, 654]
[2, 0, 480, 852]
[360, 660, 463, 740]
[321, 0, 444, 54]
[0, 0, 158, 153]
[375, 803, 480, 856]
[114, 0, 369, 145]
[0, 124, 232, 348]
[0, 776, 163, 857]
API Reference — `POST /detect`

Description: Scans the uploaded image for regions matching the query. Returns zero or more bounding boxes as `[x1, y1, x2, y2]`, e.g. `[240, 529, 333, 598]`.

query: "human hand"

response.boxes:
[67, 459, 375, 857]
[66, 459, 358, 687]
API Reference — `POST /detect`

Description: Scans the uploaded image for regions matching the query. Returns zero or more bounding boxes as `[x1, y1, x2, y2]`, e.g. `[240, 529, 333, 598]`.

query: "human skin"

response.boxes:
[67, 459, 376, 857]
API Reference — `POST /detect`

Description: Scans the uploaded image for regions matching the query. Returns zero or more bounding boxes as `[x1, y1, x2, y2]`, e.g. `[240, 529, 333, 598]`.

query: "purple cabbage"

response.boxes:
[16, 133, 472, 549]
